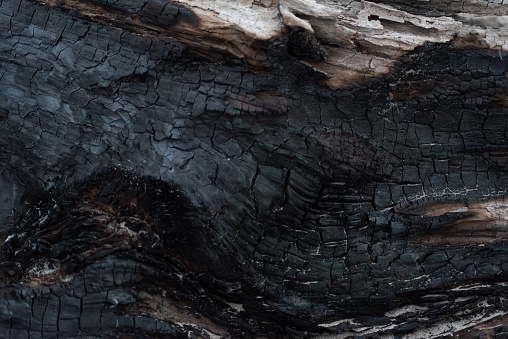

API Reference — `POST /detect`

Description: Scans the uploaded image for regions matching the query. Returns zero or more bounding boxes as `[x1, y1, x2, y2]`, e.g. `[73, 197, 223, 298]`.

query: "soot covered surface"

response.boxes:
[3, 0, 508, 337]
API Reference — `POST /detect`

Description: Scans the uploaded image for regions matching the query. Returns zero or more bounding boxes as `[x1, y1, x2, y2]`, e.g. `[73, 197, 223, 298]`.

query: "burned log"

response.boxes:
[2, 0, 508, 337]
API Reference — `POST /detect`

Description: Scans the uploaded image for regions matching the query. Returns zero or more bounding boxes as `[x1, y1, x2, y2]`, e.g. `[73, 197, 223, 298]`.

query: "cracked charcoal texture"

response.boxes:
[2, 0, 508, 338]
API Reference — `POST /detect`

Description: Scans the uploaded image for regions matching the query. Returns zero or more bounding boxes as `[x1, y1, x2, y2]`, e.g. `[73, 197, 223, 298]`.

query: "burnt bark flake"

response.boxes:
[2, 0, 508, 338]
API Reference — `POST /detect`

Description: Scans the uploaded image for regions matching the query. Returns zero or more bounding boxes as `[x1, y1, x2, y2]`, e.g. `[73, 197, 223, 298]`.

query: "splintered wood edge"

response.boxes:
[31, 0, 508, 89]
[401, 197, 508, 245]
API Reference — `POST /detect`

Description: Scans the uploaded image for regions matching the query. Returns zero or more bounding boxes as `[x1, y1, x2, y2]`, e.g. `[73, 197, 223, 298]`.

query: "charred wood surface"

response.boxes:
[2, 0, 508, 338]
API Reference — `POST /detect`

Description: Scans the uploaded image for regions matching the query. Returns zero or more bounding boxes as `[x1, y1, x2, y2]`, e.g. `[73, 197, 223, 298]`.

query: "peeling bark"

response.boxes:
[2, 0, 508, 338]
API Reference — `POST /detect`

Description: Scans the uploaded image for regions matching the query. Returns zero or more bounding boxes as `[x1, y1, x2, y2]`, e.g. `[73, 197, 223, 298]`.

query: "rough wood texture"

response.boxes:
[2, 0, 508, 338]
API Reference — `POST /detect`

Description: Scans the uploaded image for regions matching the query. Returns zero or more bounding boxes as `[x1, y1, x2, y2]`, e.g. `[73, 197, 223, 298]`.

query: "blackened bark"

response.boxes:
[2, 0, 508, 338]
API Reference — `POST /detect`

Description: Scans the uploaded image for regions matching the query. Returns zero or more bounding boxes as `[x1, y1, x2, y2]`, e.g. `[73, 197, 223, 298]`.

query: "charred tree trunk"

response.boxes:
[2, 0, 508, 337]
